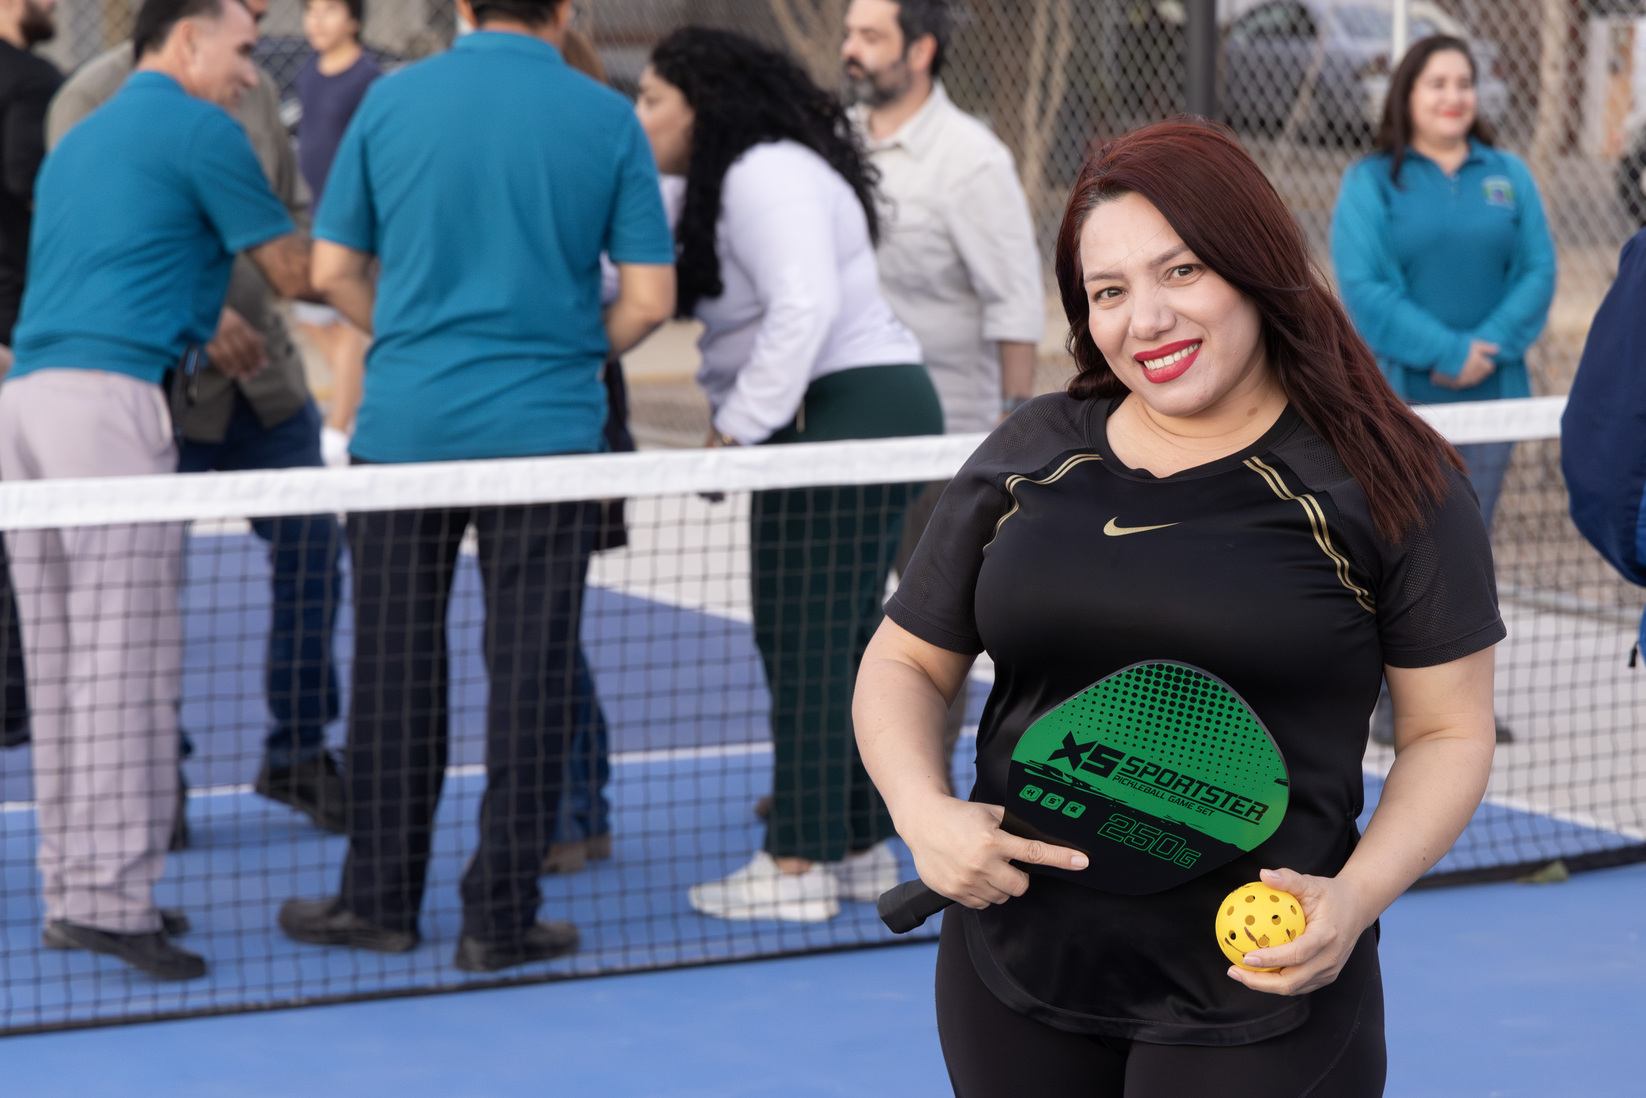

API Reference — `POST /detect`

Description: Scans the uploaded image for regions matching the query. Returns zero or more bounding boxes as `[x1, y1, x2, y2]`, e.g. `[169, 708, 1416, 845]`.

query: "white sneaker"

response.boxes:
[828, 841, 901, 903]
[688, 852, 840, 922]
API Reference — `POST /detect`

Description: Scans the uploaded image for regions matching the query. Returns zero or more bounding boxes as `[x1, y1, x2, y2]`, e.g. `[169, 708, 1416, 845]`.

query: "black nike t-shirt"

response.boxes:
[885, 393, 1503, 1045]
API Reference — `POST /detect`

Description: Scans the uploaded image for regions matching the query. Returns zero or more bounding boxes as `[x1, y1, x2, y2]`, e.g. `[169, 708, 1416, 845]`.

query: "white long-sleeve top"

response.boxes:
[693, 140, 922, 445]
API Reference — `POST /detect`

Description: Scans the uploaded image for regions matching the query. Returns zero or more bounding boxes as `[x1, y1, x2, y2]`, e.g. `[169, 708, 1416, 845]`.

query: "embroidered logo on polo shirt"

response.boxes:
[1482, 176, 1515, 208]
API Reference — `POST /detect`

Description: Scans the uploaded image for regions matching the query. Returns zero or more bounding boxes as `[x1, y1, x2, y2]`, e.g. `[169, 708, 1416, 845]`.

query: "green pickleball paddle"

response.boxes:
[879, 661, 1289, 932]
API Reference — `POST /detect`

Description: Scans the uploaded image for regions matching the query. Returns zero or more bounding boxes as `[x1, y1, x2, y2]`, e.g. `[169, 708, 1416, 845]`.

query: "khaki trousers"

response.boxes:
[0, 369, 183, 933]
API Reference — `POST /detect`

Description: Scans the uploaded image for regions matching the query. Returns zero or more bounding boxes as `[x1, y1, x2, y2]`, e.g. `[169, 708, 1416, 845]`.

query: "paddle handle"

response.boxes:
[877, 879, 954, 934]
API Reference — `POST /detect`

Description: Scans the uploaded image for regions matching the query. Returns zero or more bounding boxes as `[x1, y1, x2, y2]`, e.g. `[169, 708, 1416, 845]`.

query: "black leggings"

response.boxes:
[936, 914, 1386, 1097]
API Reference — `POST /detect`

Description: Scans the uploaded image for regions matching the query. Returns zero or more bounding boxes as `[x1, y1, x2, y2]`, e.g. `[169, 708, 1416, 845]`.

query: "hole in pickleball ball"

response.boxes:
[1270, 914, 1281, 924]
[1244, 915, 1255, 925]
[1244, 894, 1255, 902]
[1225, 906, 1234, 915]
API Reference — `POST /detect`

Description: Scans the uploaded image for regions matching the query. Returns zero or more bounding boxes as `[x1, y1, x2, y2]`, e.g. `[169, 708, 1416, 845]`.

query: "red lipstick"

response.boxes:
[1132, 339, 1202, 384]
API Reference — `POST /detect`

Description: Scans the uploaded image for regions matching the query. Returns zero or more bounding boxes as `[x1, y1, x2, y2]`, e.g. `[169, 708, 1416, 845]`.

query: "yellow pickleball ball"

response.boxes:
[1215, 883, 1305, 972]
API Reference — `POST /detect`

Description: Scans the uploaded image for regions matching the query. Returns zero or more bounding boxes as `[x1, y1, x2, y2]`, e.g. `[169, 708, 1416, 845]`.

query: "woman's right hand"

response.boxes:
[1431, 339, 1497, 390]
[898, 793, 1089, 910]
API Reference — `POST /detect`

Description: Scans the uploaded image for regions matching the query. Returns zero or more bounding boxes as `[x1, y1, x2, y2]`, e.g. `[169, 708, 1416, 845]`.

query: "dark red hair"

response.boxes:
[1054, 117, 1463, 542]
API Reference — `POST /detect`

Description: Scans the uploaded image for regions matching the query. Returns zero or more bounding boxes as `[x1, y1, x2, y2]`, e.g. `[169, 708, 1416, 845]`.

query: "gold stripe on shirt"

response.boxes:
[1244, 457, 1376, 614]
[987, 454, 1106, 548]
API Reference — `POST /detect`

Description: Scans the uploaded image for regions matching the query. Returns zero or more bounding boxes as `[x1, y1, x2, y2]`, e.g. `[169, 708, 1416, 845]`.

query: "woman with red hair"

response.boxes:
[853, 118, 1500, 1094]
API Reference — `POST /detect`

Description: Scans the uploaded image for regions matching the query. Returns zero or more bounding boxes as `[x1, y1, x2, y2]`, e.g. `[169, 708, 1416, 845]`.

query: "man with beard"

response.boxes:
[0, 0, 59, 754]
[5, 0, 315, 981]
[841, 0, 1043, 780]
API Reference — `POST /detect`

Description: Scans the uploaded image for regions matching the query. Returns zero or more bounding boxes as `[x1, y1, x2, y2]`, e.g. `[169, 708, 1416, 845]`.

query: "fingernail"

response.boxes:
[1071, 854, 1089, 870]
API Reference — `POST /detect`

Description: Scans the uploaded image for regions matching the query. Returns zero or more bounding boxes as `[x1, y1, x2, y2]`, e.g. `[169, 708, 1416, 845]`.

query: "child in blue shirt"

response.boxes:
[294, 0, 379, 460]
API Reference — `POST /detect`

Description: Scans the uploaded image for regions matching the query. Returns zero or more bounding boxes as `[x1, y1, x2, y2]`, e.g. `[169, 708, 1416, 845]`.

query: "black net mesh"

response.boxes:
[0, 440, 980, 1032]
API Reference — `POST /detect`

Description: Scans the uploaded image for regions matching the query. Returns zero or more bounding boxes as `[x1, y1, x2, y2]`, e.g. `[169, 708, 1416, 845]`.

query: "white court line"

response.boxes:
[0, 741, 777, 814]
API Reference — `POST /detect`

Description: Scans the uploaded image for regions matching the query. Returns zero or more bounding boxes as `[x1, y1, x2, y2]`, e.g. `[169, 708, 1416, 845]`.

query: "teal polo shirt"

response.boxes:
[1331, 141, 1556, 405]
[11, 72, 293, 386]
[316, 31, 675, 463]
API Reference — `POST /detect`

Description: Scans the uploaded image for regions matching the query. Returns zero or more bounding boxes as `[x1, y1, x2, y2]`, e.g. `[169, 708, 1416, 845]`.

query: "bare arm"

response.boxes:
[247, 233, 322, 303]
[854, 618, 1089, 909]
[999, 340, 1037, 406]
[322, 329, 367, 433]
[605, 263, 676, 357]
[310, 241, 376, 334]
[1230, 647, 1496, 994]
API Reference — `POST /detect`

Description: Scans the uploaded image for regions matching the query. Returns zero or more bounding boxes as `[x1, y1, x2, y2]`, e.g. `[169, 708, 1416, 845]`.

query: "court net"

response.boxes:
[0, 396, 1637, 1034]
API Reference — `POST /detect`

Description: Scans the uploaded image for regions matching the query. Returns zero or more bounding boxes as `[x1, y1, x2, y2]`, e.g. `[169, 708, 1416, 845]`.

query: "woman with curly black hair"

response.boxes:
[637, 26, 943, 923]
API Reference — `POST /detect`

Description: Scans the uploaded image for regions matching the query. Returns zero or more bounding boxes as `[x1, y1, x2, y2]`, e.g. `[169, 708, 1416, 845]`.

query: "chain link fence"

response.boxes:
[570, 0, 1631, 400]
[35, 0, 1641, 392]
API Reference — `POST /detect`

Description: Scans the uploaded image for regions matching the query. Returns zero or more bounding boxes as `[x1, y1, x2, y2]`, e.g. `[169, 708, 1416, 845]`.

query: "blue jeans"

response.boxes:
[557, 649, 610, 843]
[1455, 441, 1515, 536]
[179, 397, 342, 769]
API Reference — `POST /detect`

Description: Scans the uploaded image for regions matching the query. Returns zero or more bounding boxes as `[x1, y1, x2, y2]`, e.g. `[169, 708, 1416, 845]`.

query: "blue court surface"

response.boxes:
[3, 860, 1644, 1097]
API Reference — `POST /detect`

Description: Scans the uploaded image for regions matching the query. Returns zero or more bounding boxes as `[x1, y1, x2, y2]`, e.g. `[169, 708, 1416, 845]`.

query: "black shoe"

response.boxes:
[170, 767, 190, 851]
[43, 908, 192, 950]
[42, 921, 206, 981]
[453, 920, 579, 973]
[278, 896, 418, 953]
[256, 753, 346, 833]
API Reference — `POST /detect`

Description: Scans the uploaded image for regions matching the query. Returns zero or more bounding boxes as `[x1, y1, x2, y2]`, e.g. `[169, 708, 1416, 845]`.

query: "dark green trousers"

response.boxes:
[754, 365, 944, 863]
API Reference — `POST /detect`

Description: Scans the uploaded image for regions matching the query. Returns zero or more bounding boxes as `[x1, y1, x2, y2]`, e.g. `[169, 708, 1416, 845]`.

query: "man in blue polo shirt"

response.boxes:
[0, 0, 316, 981]
[276, 0, 675, 973]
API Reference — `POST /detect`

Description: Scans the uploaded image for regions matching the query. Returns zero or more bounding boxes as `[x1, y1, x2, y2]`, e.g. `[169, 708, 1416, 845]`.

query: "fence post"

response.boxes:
[1391, 0, 1410, 63]
[1185, 0, 1218, 119]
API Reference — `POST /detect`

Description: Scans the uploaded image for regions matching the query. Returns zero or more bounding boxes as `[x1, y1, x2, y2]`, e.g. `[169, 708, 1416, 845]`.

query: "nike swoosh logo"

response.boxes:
[1103, 518, 1180, 537]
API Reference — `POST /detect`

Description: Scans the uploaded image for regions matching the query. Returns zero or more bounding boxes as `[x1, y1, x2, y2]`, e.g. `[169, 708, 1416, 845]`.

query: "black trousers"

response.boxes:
[0, 538, 27, 748]
[936, 913, 1386, 1097]
[339, 500, 600, 941]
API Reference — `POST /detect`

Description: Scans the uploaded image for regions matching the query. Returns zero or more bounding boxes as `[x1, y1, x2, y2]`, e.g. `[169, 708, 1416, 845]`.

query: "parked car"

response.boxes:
[1223, 0, 1509, 141]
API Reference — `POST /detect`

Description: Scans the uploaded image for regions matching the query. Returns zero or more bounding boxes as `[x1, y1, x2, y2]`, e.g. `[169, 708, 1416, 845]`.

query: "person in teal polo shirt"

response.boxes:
[1332, 34, 1555, 529]
[276, 0, 675, 974]
[0, 0, 316, 982]
[1332, 34, 1551, 746]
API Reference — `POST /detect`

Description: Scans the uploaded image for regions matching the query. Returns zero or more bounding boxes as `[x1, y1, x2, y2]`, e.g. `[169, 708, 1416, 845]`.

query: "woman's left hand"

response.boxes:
[1225, 867, 1377, 997]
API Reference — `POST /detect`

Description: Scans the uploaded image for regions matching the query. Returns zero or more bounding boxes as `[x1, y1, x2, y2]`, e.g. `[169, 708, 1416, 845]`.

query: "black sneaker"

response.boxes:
[43, 908, 192, 950]
[453, 920, 579, 973]
[42, 921, 206, 981]
[278, 896, 418, 953]
[256, 753, 346, 833]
